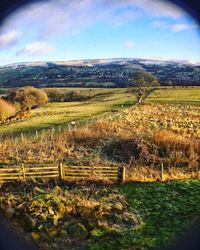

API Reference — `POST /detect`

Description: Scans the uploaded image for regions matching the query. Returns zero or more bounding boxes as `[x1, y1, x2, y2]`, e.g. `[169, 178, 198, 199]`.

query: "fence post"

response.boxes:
[59, 162, 65, 180]
[58, 126, 61, 133]
[161, 163, 164, 181]
[21, 164, 25, 179]
[21, 132, 24, 141]
[35, 130, 38, 139]
[118, 166, 125, 184]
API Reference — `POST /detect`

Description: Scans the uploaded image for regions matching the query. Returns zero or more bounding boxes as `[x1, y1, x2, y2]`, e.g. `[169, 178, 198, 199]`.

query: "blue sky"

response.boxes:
[0, 0, 200, 65]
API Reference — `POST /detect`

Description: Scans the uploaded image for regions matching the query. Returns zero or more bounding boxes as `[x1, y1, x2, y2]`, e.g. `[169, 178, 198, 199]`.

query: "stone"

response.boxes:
[31, 232, 40, 241]
[39, 213, 47, 222]
[25, 214, 37, 230]
[67, 223, 88, 240]
[34, 187, 45, 194]
[53, 186, 62, 195]
[59, 229, 68, 237]
[47, 227, 58, 238]
[112, 202, 123, 213]
[5, 207, 15, 219]
[122, 212, 139, 226]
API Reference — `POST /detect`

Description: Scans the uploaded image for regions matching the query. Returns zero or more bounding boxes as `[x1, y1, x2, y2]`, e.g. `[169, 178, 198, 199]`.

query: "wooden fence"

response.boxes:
[0, 164, 125, 184]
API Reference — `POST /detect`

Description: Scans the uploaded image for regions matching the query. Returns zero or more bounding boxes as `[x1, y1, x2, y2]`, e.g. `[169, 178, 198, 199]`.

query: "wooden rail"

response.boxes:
[0, 164, 125, 184]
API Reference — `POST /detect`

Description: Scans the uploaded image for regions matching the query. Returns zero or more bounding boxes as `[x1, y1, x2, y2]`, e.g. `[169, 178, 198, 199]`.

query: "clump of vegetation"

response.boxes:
[0, 98, 16, 122]
[6, 86, 48, 111]
[0, 182, 139, 250]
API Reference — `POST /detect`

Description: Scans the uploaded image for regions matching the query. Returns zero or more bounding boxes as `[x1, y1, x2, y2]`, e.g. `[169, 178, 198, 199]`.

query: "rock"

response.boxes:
[97, 220, 109, 231]
[122, 212, 139, 226]
[53, 186, 62, 195]
[112, 202, 123, 213]
[48, 206, 55, 215]
[25, 214, 37, 230]
[114, 214, 123, 224]
[5, 207, 15, 219]
[31, 232, 40, 241]
[39, 213, 47, 222]
[34, 187, 45, 194]
[44, 194, 51, 200]
[38, 225, 43, 231]
[47, 227, 58, 238]
[59, 229, 68, 237]
[68, 223, 88, 240]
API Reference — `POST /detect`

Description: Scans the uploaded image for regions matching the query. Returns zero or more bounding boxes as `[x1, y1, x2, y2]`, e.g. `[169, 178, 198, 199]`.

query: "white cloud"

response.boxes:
[1, 0, 186, 40]
[17, 41, 54, 56]
[123, 40, 135, 48]
[0, 31, 19, 48]
[171, 23, 192, 32]
[151, 20, 199, 32]
[105, 0, 184, 19]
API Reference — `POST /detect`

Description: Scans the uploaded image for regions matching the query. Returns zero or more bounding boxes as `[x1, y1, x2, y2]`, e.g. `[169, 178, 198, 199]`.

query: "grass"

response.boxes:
[88, 180, 200, 250]
[0, 88, 137, 136]
[147, 87, 200, 105]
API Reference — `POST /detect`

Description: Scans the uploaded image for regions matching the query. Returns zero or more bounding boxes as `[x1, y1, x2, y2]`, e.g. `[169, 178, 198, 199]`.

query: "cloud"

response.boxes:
[1, 0, 186, 40]
[170, 23, 193, 32]
[105, 0, 184, 19]
[16, 41, 54, 56]
[151, 20, 199, 32]
[0, 31, 19, 49]
[123, 40, 135, 48]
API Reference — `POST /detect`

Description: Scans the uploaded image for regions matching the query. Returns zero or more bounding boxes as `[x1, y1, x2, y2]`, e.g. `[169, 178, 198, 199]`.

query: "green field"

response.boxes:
[0, 88, 137, 136]
[89, 180, 200, 250]
[147, 87, 200, 105]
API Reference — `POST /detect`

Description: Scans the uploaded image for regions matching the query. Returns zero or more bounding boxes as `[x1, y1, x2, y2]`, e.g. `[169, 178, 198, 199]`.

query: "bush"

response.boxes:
[6, 86, 48, 111]
[45, 89, 89, 102]
[0, 98, 16, 121]
[45, 89, 64, 102]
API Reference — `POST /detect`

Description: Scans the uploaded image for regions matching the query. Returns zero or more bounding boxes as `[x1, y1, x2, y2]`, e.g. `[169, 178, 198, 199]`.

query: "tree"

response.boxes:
[6, 86, 48, 111]
[129, 70, 160, 87]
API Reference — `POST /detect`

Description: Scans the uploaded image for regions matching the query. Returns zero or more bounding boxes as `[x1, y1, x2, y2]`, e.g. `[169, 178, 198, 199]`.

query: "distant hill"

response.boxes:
[0, 58, 200, 88]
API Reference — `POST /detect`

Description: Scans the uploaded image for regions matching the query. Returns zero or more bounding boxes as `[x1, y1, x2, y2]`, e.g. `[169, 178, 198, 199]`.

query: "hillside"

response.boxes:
[0, 58, 200, 88]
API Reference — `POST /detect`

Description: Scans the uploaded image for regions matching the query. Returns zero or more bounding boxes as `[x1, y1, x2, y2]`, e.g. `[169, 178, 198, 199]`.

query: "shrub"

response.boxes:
[45, 89, 64, 102]
[6, 86, 48, 111]
[0, 98, 16, 121]
[45, 89, 89, 102]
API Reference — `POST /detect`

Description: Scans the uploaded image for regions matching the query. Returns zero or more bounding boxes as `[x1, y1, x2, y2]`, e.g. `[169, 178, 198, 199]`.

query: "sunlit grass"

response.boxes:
[147, 87, 200, 105]
[0, 88, 137, 135]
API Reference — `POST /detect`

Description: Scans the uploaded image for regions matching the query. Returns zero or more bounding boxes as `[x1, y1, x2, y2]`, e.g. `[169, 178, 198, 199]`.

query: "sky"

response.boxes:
[0, 0, 200, 65]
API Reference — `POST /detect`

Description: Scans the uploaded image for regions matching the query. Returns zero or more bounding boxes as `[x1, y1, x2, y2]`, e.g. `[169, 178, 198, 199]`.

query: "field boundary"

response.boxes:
[0, 164, 125, 184]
